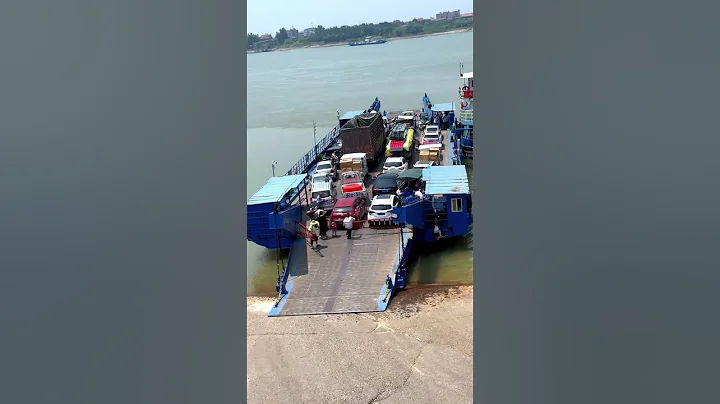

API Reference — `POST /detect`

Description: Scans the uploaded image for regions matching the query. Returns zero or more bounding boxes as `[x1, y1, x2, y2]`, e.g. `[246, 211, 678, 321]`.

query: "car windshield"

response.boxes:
[342, 173, 362, 182]
[426, 128, 438, 134]
[333, 206, 352, 213]
[385, 161, 403, 167]
[316, 163, 332, 171]
[312, 191, 330, 199]
[374, 177, 397, 189]
[313, 175, 329, 183]
[390, 129, 405, 140]
[371, 204, 392, 211]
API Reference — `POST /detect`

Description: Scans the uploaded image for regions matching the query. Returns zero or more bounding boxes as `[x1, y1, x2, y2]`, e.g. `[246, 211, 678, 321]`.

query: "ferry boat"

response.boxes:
[348, 36, 387, 46]
[455, 68, 474, 159]
[247, 96, 472, 317]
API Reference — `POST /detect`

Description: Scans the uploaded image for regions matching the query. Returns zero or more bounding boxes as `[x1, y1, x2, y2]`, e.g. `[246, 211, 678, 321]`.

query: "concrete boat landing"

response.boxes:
[269, 227, 412, 317]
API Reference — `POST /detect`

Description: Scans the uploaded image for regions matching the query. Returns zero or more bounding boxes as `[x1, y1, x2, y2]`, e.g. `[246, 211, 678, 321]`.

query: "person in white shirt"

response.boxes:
[342, 215, 355, 240]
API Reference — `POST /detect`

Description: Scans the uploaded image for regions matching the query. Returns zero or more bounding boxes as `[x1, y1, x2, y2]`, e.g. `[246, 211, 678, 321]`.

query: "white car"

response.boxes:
[310, 173, 332, 190]
[382, 156, 407, 173]
[314, 160, 336, 180]
[398, 111, 415, 120]
[368, 194, 400, 221]
[423, 125, 441, 144]
[395, 111, 416, 126]
[413, 160, 436, 169]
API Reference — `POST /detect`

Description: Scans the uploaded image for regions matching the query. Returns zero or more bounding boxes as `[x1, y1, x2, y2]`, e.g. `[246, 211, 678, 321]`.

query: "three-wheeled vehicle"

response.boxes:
[339, 153, 368, 178]
[341, 182, 369, 202]
[396, 168, 425, 204]
[418, 144, 442, 165]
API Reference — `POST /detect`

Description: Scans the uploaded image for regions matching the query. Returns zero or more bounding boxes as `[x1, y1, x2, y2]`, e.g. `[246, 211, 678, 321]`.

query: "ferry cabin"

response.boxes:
[247, 174, 310, 249]
[428, 102, 455, 130]
[456, 71, 474, 159]
[393, 165, 472, 242]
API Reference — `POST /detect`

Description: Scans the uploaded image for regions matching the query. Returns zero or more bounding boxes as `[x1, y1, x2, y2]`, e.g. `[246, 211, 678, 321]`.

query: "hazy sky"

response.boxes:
[247, 0, 473, 35]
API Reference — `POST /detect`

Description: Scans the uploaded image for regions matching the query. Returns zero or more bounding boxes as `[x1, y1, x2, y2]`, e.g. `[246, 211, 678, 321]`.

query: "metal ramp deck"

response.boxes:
[269, 227, 412, 317]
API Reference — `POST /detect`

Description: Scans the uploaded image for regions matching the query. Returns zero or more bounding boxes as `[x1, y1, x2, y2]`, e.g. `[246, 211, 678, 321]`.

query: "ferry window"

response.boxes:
[432, 196, 446, 211]
[451, 198, 463, 212]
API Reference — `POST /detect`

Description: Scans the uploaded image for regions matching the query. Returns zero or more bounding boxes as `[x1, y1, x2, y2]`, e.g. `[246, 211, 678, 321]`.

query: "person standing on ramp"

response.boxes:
[342, 215, 355, 240]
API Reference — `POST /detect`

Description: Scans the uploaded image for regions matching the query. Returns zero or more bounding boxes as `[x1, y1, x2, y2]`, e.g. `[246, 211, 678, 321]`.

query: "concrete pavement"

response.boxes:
[247, 286, 473, 404]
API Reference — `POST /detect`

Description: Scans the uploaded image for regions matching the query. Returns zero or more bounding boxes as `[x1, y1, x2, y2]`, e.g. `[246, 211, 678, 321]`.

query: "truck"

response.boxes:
[386, 123, 415, 159]
[339, 153, 368, 178]
[339, 111, 386, 167]
[418, 144, 441, 164]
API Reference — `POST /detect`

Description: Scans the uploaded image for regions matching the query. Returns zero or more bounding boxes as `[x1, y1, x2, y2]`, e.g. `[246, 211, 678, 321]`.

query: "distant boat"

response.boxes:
[348, 36, 387, 46]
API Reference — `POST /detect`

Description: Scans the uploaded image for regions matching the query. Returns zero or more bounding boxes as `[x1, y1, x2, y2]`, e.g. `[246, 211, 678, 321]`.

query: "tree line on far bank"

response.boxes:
[247, 17, 473, 49]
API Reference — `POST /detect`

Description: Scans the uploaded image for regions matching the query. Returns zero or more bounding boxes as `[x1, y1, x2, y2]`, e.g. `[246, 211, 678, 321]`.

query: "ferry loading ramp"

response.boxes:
[268, 227, 412, 317]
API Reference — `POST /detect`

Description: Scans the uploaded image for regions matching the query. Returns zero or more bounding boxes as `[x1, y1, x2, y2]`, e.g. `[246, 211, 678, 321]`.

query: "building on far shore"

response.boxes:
[461, 13, 473, 19]
[436, 10, 461, 20]
[302, 27, 315, 37]
[287, 27, 299, 39]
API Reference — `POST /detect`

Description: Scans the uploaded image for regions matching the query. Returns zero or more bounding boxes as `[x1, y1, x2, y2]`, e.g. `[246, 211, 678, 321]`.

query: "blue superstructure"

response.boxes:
[247, 174, 309, 249]
[393, 165, 472, 243]
[455, 70, 474, 159]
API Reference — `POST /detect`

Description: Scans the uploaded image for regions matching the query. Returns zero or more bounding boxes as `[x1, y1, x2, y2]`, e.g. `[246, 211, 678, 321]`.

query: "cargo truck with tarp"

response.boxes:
[339, 112, 386, 167]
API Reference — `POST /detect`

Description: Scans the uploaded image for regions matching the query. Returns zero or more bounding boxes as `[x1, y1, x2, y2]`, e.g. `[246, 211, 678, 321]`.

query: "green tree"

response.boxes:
[262, 17, 472, 48]
[275, 28, 288, 45]
[406, 23, 423, 35]
[247, 33, 260, 48]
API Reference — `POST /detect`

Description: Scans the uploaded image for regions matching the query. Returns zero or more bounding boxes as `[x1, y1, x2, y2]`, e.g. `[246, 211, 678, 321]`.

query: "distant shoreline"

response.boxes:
[247, 28, 472, 54]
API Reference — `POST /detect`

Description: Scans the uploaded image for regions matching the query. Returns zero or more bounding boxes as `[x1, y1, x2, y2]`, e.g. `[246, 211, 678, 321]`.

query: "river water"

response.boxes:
[247, 31, 473, 295]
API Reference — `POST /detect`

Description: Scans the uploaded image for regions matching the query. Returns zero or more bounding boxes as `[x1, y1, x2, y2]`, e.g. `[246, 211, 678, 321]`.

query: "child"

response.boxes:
[330, 220, 338, 238]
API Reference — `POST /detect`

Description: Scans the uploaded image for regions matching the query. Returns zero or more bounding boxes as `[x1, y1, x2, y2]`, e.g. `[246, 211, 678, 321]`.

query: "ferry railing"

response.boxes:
[284, 124, 341, 176]
[458, 109, 473, 123]
[282, 98, 380, 177]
